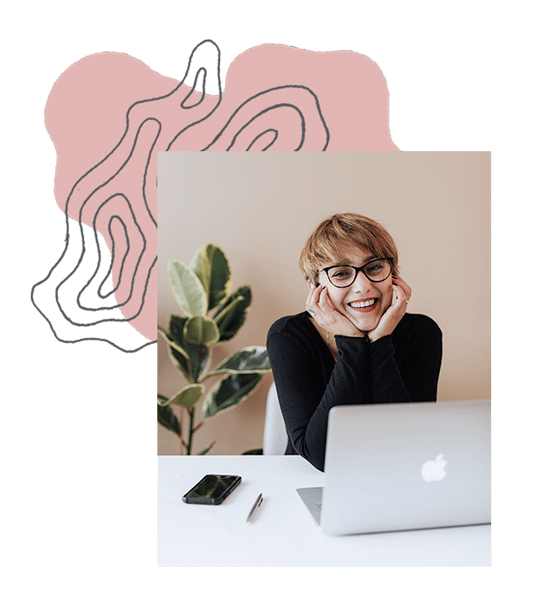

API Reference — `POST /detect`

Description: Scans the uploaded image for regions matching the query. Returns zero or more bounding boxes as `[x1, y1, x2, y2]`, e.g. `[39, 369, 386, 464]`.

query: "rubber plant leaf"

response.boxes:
[157, 402, 181, 435]
[183, 341, 211, 382]
[158, 326, 190, 362]
[202, 373, 263, 419]
[205, 347, 271, 377]
[168, 259, 207, 317]
[183, 315, 220, 347]
[162, 384, 205, 410]
[213, 286, 252, 342]
[168, 315, 187, 346]
[158, 325, 192, 382]
[197, 442, 216, 456]
[167, 315, 208, 380]
[190, 243, 232, 311]
[167, 345, 193, 383]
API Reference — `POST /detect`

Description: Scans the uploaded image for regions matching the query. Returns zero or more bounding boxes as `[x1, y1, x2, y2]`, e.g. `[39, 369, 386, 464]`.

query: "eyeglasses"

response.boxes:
[319, 258, 393, 288]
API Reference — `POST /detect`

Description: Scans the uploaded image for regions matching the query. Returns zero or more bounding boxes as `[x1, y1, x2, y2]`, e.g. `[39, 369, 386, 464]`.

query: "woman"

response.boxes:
[266, 213, 442, 471]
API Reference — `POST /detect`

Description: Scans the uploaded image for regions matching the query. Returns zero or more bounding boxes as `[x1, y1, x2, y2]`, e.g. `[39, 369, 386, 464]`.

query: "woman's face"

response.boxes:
[316, 245, 394, 333]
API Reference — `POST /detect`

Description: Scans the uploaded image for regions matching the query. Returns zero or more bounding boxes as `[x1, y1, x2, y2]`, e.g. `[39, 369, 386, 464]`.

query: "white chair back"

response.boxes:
[262, 382, 287, 455]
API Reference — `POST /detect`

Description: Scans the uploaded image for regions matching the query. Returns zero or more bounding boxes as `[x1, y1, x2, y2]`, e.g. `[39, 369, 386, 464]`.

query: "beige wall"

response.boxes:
[157, 152, 490, 455]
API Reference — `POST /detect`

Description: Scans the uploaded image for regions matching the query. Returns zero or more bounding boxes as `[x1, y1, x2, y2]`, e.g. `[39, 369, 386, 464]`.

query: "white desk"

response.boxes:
[158, 455, 490, 567]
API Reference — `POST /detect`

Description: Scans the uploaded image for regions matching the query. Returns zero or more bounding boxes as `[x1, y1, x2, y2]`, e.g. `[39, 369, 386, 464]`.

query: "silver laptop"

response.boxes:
[297, 400, 491, 535]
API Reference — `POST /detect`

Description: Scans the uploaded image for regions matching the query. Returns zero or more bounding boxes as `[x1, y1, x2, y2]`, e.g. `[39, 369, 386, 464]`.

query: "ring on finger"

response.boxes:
[307, 308, 316, 316]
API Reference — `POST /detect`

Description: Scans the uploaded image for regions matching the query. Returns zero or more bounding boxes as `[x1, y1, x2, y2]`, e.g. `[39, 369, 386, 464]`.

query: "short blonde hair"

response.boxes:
[298, 213, 399, 284]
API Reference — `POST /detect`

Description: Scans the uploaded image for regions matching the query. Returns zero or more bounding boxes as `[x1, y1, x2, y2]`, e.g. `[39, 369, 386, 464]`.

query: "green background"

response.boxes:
[2, 0, 548, 602]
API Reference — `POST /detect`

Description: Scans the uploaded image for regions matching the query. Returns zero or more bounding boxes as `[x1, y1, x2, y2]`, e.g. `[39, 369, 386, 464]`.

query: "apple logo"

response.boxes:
[421, 453, 448, 482]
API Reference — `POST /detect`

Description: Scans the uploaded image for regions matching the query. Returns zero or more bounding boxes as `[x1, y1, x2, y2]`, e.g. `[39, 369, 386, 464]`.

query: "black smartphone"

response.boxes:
[182, 474, 242, 505]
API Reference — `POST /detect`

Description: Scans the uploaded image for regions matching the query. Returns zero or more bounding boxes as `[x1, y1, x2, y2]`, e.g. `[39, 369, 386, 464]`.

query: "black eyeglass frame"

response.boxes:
[318, 257, 394, 288]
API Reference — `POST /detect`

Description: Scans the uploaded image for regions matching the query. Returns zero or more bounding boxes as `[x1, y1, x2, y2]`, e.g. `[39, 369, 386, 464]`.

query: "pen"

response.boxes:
[246, 493, 263, 522]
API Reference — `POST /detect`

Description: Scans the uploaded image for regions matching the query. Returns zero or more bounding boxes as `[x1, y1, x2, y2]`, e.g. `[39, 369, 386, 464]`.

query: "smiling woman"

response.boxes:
[266, 213, 443, 471]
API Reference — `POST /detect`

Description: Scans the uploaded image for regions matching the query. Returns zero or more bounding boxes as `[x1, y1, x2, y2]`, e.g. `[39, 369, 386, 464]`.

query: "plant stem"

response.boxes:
[179, 407, 184, 455]
[187, 407, 195, 455]
[186, 342, 206, 455]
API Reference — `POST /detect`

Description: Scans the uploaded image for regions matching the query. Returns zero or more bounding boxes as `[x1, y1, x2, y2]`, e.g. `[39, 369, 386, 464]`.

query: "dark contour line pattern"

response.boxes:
[31, 39, 332, 352]
[98, 215, 130, 299]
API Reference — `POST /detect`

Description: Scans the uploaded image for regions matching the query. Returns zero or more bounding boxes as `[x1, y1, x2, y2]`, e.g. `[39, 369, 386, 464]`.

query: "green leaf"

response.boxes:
[158, 325, 193, 381]
[213, 286, 252, 342]
[168, 315, 187, 345]
[168, 259, 207, 317]
[206, 346, 271, 377]
[167, 345, 193, 382]
[197, 442, 216, 455]
[157, 402, 181, 435]
[163, 383, 205, 410]
[190, 243, 232, 311]
[202, 373, 263, 419]
[183, 315, 220, 347]
[212, 295, 244, 332]
[185, 342, 211, 382]
[161, 315, 211, 382]
[159, 326, 190, 362]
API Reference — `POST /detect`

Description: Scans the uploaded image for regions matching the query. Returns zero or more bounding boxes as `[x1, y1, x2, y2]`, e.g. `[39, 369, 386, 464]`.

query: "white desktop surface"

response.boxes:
[158, 455, 490, 567]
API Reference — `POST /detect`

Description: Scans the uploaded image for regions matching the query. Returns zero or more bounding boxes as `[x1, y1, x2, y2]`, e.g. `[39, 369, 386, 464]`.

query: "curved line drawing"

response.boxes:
[226, 104, 306, 151]
[200, 84, 330, 152]
[31, 40, 223, 352]
[246, 129, 278, 151]
[32, 39, 396, 353]
[98, 215, 129, 299]
[76, 193, 146, 313]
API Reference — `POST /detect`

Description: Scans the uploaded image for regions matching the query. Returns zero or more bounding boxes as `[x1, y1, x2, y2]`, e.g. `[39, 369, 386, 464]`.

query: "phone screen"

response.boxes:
[183, 474, 242, 504]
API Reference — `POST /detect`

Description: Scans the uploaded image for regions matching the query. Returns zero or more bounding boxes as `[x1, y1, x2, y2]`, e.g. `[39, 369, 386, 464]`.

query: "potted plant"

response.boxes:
[157, 243, 271, 454]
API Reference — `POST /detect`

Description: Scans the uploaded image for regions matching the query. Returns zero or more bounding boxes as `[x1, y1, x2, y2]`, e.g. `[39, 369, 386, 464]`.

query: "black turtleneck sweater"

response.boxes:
[266, 311, 443, 471]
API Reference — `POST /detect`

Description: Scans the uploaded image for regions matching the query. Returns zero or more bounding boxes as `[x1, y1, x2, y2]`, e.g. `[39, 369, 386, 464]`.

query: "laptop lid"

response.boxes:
[320, 400, 491, 535]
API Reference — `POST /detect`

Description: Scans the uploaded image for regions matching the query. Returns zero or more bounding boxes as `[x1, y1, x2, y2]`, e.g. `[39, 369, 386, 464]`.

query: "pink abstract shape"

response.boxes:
[37, 41, 397, 350]
[173, 44, 397, 152]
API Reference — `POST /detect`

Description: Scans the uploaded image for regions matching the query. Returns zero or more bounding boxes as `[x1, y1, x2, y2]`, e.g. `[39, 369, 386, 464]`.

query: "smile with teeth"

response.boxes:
[349, 299, 377, 309]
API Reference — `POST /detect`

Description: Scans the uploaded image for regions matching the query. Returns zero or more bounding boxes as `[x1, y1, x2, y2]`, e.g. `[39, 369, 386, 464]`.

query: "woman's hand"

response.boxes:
[367, 275, 412, 342]
[306, 283, 364, 337]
